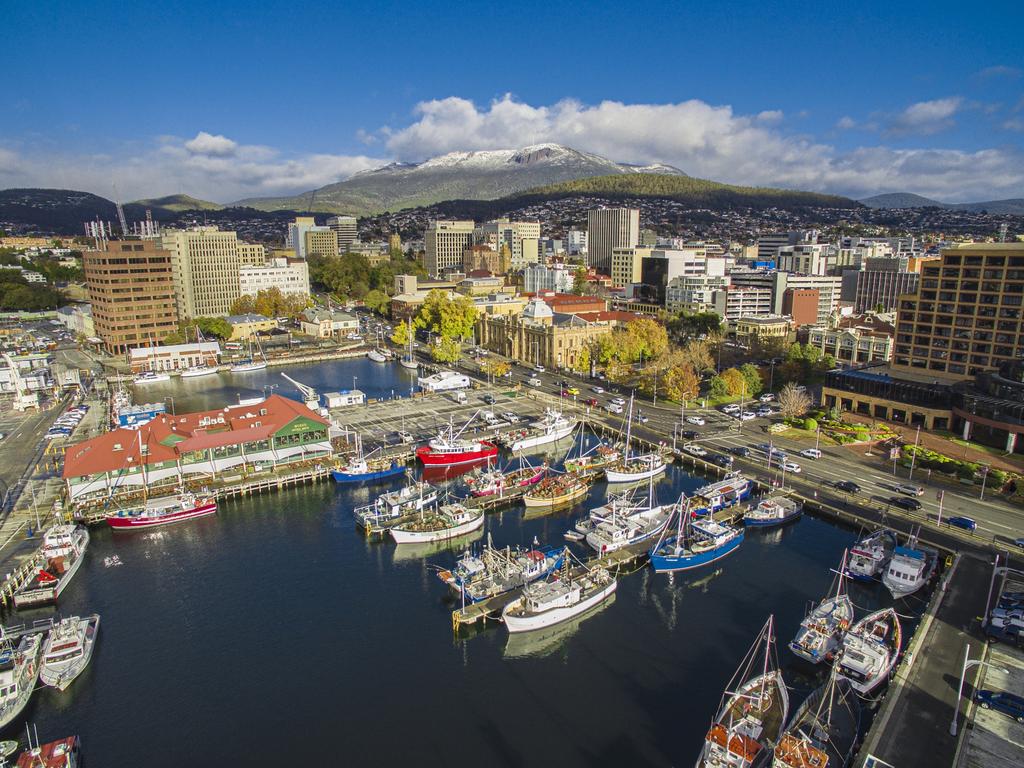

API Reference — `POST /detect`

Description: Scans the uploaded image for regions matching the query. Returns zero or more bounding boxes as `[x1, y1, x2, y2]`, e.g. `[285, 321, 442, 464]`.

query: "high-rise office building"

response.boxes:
[238, 243, 267, 266]
[424, 220, 474, 277]
[892, 243, 1024, 380]
[239, 258, 311, 297]
[586, 208, 639, 272]
[477, 219, 541, 270]
[841, 268, 921, 313]
[327, 216, 359, 254]
[84, 239, 179, 354]
[610, 247, 651, 288]
[304, 229, 338, 260]
[566, 230, 588, 256]
[161, 227, 242, 320]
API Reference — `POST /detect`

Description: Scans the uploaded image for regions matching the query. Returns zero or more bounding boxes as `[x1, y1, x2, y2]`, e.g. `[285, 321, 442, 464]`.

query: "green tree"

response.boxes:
[415, 290, 477, 341]
[739, 363, 764, 397]
[230, 295, 256, 315]
[571, 346, 592, 375]
[626, 318, 669, 363]
[667, 311, 722, 342]
[390, 320, 411, 347]
[572, 266, 587, 295]
[431, 337, 461, 363]
[680, 339, 715, 373]
[708, 374, 729, 399]
[362, 289, 390, 315]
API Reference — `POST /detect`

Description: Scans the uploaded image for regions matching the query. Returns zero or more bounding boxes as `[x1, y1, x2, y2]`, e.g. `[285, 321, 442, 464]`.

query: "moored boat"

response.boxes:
[0, 633, 43, 730]
[179, 365, 218, 378]
[835, 607, 902, 696]
[650, 496, 744, 573]
[789, 551, 853, 664]
[13, 525, 90, 608]
[772, 671, 861, 768]
[604, 394, 667, 483]
[399, 318, 419, 370]
[564, 443, 621, 474]
[331, 459, 406, 484]
[390, 502, 484, 544]
[133, 370, 169, 384]
[881, 531, 937, 599]
[502, 564, 616, 634]
[743, 496, 802, 527]
[353, 481, 438, 528]
[440, 540, 565, 602]
[106, 491, 216, 530]
[416, 417, 498, 466]
[692, 474, 752, 516]
[40, 614, 100, 691]
[522, 472, 590, 509]
[466, 461, 546, 497]
[845, 529, 897, 582]
[509, 409, 578, 452]
[585, 481, 672, 554]
[13, 735, 82, 768]
[698, 615, 789, 768]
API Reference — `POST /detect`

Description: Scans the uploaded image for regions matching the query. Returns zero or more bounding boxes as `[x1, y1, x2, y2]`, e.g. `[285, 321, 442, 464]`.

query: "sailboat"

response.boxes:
[180, 326, 218, 378]
[230, 334, 267, 373]
[789, 551, 854, 664]
[835, 607, 902, 696]
[399, 318, 419, 370]
[367, 327, 390, 363]
[772, 670, 861, 768]
[133, 336, 170, 384]
[604, 394, 666, 483]
[699, 615, 789, 768]
[649, 494, 744, 572]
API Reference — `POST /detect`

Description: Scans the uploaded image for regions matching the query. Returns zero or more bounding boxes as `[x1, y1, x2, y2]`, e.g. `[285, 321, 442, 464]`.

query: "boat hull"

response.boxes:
[416, 443, 498, 466]
[331, 463, 406, 484]
[106, 501, 217, 530]
[504, 579, 617, 634]
[367, 350, 388, 363]
[522, 484, 588, 508]
[510, 423, 577, 453]
[743, 509, 802, 527]
[230, 363, 267, 373]
[399, 359, 419, 370]
[180, 367, 218, 378]
[650, 531, 744, 573]
[390, 512, 484, 544]
[40, 615, 100, 691]
[605, 461, 666, 484]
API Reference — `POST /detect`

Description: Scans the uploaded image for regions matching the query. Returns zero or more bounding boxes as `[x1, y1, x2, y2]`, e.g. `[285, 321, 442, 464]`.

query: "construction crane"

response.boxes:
[280, 373, 319, 411]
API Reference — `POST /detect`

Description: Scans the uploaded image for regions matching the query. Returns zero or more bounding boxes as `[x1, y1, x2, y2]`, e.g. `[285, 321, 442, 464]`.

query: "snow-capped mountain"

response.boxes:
[234, 143, 686, 214]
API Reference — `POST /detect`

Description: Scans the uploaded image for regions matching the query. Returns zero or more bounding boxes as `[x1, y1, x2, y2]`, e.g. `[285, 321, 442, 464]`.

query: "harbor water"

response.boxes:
[15, 360, 922, 766]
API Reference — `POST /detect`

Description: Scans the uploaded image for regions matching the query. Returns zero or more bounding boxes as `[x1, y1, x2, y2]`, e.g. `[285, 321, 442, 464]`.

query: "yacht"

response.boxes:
[0, 633, 43, 730]
[399, 318, 419, 370]
[502, 566, 616, 633]
[604, 394, 666, 483]
[14, 525, 90, 608]
[835, 607, 902, 695]
[230, 336, 267, 372]
[40, 615, 101, 691]
[132, 370, 169, 384]
[180, 365, 218, 379]
[882, 532, 937, 599]
[846, 529, 898, 582]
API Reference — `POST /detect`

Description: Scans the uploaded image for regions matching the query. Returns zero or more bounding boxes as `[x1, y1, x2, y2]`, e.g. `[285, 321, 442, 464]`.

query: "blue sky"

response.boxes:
[3, 0, 1022, 202]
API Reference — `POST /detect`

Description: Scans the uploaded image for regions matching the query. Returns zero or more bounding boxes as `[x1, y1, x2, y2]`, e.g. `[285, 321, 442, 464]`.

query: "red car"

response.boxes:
[584, 397, 599, 407]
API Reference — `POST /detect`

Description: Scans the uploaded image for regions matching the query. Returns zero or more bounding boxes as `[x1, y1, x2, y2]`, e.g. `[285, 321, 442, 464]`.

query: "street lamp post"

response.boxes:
[950, 643, 1009, 736]
[979, 466, 990, 500]
[908, 424, 921, 481]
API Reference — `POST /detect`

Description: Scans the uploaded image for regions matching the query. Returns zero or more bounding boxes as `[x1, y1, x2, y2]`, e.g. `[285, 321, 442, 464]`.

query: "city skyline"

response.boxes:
[2, 0, 1022, 202]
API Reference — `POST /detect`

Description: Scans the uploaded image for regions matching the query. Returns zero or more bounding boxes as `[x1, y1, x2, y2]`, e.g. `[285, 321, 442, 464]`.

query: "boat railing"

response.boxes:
[1, 617, 57, 640]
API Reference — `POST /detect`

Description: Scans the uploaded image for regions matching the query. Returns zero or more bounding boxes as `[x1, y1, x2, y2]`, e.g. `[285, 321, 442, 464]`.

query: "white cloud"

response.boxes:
[183, 131, 238, 157]
[882, 97, 963, 136]
[835, 116, 857, 130]
[977, 65, 1022, 80]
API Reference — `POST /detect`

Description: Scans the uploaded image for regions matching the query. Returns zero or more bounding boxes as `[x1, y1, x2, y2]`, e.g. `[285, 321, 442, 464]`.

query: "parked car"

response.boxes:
[397, 431, 414, 444]
[759, 393, 775, 403]
[781, 460, 801, 473]
[708, 453, 734, 468]
[728, 446, 751, 457]
[975, 690, 1024, 723]
[799, 448, 822, 459]
[637, 414, 649, 424]
[756, 407, 773, 417]
[739, 412, 757, 421]
[502, 412, 520, 423]
[888, 496, 922, 511]
[984, 623, 1024, 648]
[1014, 537, 1024, 549]
[896, 483, 924, 497]
[684, 443, 707, 457]
[527, 377, 542, 387]
[611, 397, 626, 406]
[685, 416, 706, 426]
[679, 429, 699, 440]
[534, 365, 545, 373]
[721, 404, 741, 414]
[834, 480, 860, 494]
[482, 394, 496, 405]
[990, 607, 1024, 622]
[591, 386, 605, 394]
[947, 516, 978, 532]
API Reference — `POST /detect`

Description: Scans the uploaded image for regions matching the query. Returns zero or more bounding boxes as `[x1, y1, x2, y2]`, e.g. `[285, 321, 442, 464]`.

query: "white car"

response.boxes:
[739, 412, 757, 421]
[759, 393, 775, 403]
[721, 404, 741, 414]
[528, 377, 542, 387]
[503, 412, 520, 423]
[397, 430, 414, 444]
[684, 443, 708, 457]
[611, 397, 626, 406]
[606, 403, 624, 414]
[685, 416, 706, 426]
[800, 448, 822, 459]
[592, 386, 605, 394]
[534, 365, 545, 373]
[781, 460, 802, 473]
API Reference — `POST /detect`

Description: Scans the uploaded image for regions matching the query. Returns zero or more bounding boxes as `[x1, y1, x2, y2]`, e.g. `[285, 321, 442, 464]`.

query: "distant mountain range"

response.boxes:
[860, 193, 1024, 215]
[232, 144, 688, 215]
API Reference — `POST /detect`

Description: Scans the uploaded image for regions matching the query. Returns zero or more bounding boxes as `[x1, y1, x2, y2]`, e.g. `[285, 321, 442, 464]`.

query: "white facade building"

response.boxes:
[523, 263, 575, 294]
[239, 258, 311, 297]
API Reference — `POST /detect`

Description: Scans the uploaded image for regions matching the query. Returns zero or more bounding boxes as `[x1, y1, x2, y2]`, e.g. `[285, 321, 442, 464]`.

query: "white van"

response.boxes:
[606, 402, 624, 414]
[449, 390, 468, 404]
[528, 377, 542, 387]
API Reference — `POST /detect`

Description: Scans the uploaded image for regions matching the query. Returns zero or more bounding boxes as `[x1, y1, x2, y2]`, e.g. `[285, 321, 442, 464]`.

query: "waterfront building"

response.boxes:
[84, 239, 179, 354]
[62, 394, 332, 502]
[161, 227, 241, 321]
[226, 314, 278, 340]
[327, 215, 358, 254]
[610, 247, 651, 288]
[239, 257, 311, 298]
[805, 313, 895, 365]
[586, 208, 639, 272]
[425, 220, 475, 277]
[129, 341, 221, 373]
[299, 308, 359, 338]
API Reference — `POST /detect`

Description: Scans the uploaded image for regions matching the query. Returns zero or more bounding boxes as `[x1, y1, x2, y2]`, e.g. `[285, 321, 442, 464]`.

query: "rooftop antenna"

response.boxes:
[999, 223, 1008, 243]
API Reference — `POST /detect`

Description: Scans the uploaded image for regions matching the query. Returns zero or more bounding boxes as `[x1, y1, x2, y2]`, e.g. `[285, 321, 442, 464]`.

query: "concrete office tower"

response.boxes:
[424, 220, 474, 277]
[587, 208, 639, 272]
[610, 247, 651, 288]
[239, 258, 311, 298]
[161, 227, 242, 320]
[238, 242, 267, 267]
[85, 239, 179, 354]
[304, 228, 338, 260]
[776, 243, 836, 276]
[566, 230, 588, 256]
[327, 215, 359, 254]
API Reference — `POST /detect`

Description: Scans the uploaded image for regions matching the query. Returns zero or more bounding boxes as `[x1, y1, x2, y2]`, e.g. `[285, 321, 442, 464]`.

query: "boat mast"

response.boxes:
[623, 393, 634, 463]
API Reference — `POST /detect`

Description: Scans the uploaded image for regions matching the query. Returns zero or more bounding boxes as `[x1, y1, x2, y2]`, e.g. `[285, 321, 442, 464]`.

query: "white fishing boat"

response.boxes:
[40, 614, 100, 691]
[743, 496, 802, 527]
[502, 565, 616, 634]
[0, 633, 43, 730]
[399, 318, 419, 370]
[835, 607, 902, 695]
[789, 551, 853, 664]
[584, 477, 672, 554]
[882, 531, 937, 599]
[846, 529, 898, 582]
[230, 336, 267, 372]
[390, 502, 484, 544]
[604, 395, 666, 483]
[566, 489, 644, 541]
[510, 409, 578, 452]
[439, 539, 565, 603]
[692, 474, 752, 516]
[699, 615, 789, 768]
[353, 481, 439, 528]
[13, 525, 90, 608]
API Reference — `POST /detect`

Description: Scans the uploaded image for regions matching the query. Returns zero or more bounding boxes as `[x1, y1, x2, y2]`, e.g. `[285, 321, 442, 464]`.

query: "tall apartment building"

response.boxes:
[304, 229, 338, 260]
[161, 227, 241, 320]
[892, 243, 1024, 380]
[238, 243, 267, 266]
[566, 230, 588, 256]
[84, 239, 179, 354]
[327, 216, 359, 254]
[638, 248, 716, 305]
[424, 220, 474, 277]
[776, 243, 835, 276]
[729, 271, 841, 324]
[610, 247, 652, 288]
[665, 274, 729, 314]
[841, 268, 921, 313]
[523, 263, 576, 294]
[239, 258, 311, 298]
[478, 219, 541, 269]
[587, 208, 639, 272]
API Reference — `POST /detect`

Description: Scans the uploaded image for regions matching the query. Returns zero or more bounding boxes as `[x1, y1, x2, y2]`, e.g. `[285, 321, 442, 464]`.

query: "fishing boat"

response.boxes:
[692, 474, 753, 516]
[133, 370, 169, 384]
[604, 394, 666, 483]
[331, 435, 406, 484]
[106, 490, 216, 530]
[565, 489, 645, 541]
[390, 502, 484, 544]
[439, 539, 564, 602]
[772, 671, 861, 768]
[416, 416, 498, 466]
[835, 607, 902, 696]
[502, 563, 616, 634]
[509, 409, 578, 452]
[845, 529, 897, 582]
[230, 336, 268, 372]
[882, 530, 937, 598]
[13, 525, 90, 608]
[522, 472, 590, 509]
[504, 594, 616, 660]
[698, 615, 789, 768]
[353, 481, 438, 528]
[564, 443, 621, 474]
[0, 633, 43, 730]
[40, 615, 100, 691]
[466, 460, 546, 497]
[399, 318, 419, 371]
[12, 735, 82, 768]
[789, 552, 853, 664]
[585, 478, 672, 554]
[650, 496, 744, 573]
[743, 496, 802, 527]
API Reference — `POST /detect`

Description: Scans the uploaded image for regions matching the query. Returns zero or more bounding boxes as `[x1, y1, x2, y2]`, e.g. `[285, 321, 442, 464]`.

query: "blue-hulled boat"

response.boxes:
[649, 495, 744, 573]
[332, 459, 406, 484]
[743, 495, 802, 527]
[692, 473, 752, 516]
